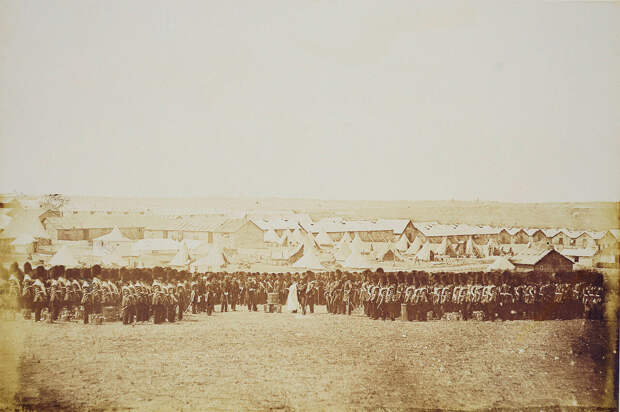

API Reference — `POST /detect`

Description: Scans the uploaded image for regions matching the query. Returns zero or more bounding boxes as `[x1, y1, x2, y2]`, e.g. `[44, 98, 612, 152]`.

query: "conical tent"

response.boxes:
[335, 235, 348, 250]
[264, 229, 281, 243]
[343, 248, 372, 269]
[303, 232, 321, 251]
[437, 237, 449, 255]
[487, 256, 516, 271]
[404, 236, 423, 255]
[101, 251, 125, 268]
[315, 229, 334, 246]
[415, 242, 434, 261]
[169, 245, 191, 267]
[351, 233, 369, 253]
[278, 231, 289, 246]
[49, 245, 80, 267]
[395, 234, 409, 252]
[11, 234, 35, 245]
[291, 228, 304, 244]
[378, 243, 402, 261]
[95, 226, 130, 242]
[292, 247, 325, 270]
[192, 245, 229, 271]
[334, 239, 352, 261]
[0, 210, 50, 240]
[465, 237, 483, 258]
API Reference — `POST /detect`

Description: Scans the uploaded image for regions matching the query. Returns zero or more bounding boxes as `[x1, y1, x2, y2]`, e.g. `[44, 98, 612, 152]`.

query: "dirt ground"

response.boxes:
[1, 306, 617, 411]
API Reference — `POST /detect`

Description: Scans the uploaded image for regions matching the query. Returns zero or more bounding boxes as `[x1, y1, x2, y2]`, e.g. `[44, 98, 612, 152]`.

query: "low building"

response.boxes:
[213, 219, 265, 249]
[510, 249, 574, 272]
[559, 247, 598, 267]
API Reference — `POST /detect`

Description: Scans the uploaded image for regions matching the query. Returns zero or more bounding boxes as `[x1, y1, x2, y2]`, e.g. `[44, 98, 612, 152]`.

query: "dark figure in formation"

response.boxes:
[0, 263, 606, 325]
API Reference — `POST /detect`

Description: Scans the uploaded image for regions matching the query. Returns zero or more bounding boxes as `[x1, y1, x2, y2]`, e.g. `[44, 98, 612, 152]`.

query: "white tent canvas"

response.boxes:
[334, 239, 352, 261]
[101, 251, 125, 268]
[169, 245, 191, 267]
[404, 236, 423, 255]
[487, 256, 516, 271]
[343, 248, 372, 269]
[415, 242, 434, 261]
[395, 234, 409, 252]
[292, 248, 325, 270]
[192, 245, 229, 271]
[11, 234, 35, 245]
[264, 229, 281, 243]
[49, 245, 80, 267]
[437, 237, 450, 255]
[290, 228, 304, 244]
[351, 233, 370, 254]
[335, 235, 349, 250]
[315, 229, 334, 247]
[95, 226, 131, 242]
[378, 243, 402, 261]
[465, 237, 483, 258]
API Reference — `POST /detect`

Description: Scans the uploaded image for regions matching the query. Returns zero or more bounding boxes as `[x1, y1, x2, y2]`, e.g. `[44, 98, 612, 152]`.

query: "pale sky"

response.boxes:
[0, 1, 618, 202]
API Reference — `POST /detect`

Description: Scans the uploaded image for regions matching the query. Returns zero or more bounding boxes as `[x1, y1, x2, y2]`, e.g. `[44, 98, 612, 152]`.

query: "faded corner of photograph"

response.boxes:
[0, 0, 619, 411]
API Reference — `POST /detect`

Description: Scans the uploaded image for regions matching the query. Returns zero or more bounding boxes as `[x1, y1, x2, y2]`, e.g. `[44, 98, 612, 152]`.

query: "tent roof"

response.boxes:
[404, 236, 423, 255]
[395, 234, 409, 251]
[0, 210, 49, 239]
[315, 229, 334, 246]
[11, 234, 35, 245]
[133, 239, 180, 252]
[487, 256, 516, 271]
[334, 240, 352, 261]
[292, 248, 325, 270]
[49, 245, 80, 267]
[169, 246, 191, 267]
[415, 242, 433, 261]
[264, 228, 281, 243]
[343, 248, 372, 269]
[94, 226, 131, 242]
[192, 245, 229, 269]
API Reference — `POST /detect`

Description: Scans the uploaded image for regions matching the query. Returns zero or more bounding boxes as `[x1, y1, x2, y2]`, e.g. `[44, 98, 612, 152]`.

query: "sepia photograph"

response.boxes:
[0, 1, 618, 410]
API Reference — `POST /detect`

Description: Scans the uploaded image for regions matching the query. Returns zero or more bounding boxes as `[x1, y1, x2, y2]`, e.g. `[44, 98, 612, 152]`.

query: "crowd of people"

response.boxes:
[0, 262, 607, 324]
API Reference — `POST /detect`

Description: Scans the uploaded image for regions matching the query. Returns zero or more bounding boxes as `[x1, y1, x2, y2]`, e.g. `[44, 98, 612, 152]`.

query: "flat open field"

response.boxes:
[1, 307, 617, 411]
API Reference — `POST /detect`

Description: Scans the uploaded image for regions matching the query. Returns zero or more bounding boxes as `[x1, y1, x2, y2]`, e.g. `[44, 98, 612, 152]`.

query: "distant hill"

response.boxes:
[5, 195, 619, 230]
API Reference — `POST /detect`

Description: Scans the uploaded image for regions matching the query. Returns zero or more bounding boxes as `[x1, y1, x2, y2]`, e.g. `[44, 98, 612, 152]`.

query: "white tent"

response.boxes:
[303, 232, 321, 252]
[292, 247, 325, 270]
[133, 239, 180, 254]
[351, 233, 370, 254]
[11, 234, 35, 245]
[404, 236, 423, 255]
[465, 237, 483, 258]
[290, 228, 305, 244]
[487, 256, 516, 271]
[437, 237, 450, 255]
[192, 245, 229, 271]
[264, 229, 281, 244]
[169, 245, 191, 268]
[415, 242, 434, 261]
[378, 243, 402, 261]
[101, 251, 125, 268]
[49, 245, 80, 267]
[0, 210, 50, 240]
[315, 229, 334, 247]
[94, 226, 130, 242]
[278, 231, 289, 246]
[343, 248, 372, 269]
[0, 214, 11, 230]
[334, 239, 352, 261]
[335, 235, 349, 250]
[395, 234, 409, 252]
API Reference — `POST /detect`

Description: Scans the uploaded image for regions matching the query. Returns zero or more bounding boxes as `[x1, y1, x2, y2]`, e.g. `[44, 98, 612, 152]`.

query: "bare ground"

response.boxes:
[1, 306, 617, 411]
